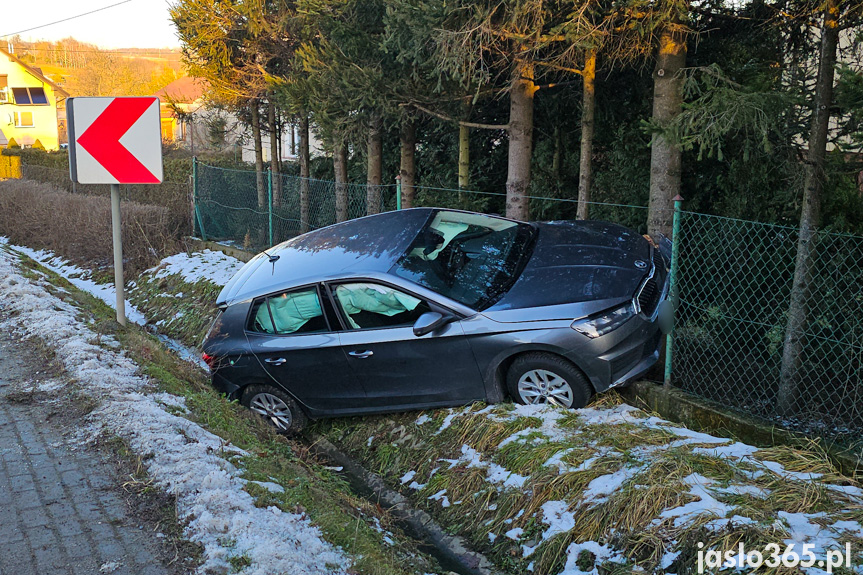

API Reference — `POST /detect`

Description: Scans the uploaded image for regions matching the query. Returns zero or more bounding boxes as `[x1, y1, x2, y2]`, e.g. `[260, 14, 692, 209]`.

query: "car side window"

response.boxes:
[333, 282, 431, 330]
[248, 287, 329, 335]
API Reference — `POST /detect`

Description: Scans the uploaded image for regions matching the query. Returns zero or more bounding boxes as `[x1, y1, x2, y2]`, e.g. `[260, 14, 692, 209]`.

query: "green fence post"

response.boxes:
[267, 168, 274, 247]
[664, 195, 684, 386]
[395, 175, 402, 210]
[192, 156, 208, 241]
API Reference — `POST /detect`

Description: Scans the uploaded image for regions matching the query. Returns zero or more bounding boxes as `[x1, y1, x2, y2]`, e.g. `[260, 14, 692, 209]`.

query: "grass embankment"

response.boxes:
[311, 401, 863, 575]
[12, 252, 445, 575]
[74, 249, 863, 575]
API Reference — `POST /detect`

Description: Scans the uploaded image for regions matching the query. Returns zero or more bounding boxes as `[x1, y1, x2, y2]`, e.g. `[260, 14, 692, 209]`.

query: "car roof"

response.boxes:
[216, 208, 436, 305]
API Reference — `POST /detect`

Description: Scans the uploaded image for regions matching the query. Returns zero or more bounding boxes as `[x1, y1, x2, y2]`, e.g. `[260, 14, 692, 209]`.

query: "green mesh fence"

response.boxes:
[193, 162, 649, 250]
[671, 211, 863, 443]
[194, 163, 397, 250]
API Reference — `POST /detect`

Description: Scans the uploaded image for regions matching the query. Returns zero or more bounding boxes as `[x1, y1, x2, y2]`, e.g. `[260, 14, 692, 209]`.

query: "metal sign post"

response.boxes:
[67, 97, 163, 326]
[110, 184, 126, 325]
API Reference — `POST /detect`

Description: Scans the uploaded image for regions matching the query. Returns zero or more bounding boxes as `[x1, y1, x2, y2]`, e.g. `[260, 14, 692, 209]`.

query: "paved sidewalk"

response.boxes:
[0, 334, 172, 575]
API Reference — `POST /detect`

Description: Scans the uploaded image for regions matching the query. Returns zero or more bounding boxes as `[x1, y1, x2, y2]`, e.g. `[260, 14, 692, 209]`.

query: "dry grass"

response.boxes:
[0, 179, 183, 274]
[313, 397, 863, 575]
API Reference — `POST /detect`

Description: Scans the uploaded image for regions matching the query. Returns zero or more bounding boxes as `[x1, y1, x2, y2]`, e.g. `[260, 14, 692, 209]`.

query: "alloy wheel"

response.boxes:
[517, 369, 574, 408]
[249, 392, 293, 430]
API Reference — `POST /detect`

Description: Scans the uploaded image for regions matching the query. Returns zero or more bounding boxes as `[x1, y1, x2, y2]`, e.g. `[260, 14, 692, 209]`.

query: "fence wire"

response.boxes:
[193, 162, 649, 250]
[194, 164, 397, 250]
[672, 211, 863, 443]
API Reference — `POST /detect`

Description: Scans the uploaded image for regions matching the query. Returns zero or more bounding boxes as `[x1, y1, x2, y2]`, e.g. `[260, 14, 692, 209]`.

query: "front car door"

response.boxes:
[245, 284, 366, 415]
[328, 281, 485, 409]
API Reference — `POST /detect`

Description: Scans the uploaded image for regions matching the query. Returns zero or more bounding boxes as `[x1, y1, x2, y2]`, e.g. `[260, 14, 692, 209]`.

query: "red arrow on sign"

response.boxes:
[76, 98, 160, 184]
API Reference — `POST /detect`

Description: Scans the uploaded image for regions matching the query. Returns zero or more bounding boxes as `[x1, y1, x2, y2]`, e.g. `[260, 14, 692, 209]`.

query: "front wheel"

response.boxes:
[506, 353, 593, 409]
[241, 385, 307, 434]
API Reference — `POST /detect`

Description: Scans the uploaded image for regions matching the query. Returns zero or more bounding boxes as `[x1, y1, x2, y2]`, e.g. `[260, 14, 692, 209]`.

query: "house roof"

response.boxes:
[0, 46, 69, 98]
[154, 77, 208, 104]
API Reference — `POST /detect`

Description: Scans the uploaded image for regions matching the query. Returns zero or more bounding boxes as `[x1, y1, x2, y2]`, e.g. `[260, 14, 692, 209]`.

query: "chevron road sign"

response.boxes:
[66, 97, 165, 326]
[67, 97, 163, 184]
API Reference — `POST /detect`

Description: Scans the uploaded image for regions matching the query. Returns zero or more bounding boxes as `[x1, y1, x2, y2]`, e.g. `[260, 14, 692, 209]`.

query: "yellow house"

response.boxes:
[0, 45, 68, 151]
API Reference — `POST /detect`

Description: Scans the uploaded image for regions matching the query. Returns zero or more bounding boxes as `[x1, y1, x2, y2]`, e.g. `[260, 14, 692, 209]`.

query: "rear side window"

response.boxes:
[248, 287, 329, 335]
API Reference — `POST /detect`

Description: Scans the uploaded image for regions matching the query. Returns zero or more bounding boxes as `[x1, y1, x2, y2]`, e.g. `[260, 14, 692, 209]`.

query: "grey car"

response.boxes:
[202, 208, 671, 433]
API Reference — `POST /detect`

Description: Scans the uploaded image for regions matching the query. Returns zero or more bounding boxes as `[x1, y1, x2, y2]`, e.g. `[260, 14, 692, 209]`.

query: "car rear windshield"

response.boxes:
[390, 211, 536, 310]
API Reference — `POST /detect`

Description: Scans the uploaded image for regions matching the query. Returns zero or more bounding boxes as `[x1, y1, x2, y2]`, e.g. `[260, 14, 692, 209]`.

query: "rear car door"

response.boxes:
[245, 285, 366, 414]
[329, 281, 485, 408]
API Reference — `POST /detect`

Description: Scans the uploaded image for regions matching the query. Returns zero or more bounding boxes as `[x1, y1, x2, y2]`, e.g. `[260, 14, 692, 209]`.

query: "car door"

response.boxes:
[244, 285, 367, 414]
[328, 281, 485, 408]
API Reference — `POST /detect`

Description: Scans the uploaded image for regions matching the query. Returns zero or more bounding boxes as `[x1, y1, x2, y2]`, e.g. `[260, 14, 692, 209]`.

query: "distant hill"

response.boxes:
[7, 36, 183, 97]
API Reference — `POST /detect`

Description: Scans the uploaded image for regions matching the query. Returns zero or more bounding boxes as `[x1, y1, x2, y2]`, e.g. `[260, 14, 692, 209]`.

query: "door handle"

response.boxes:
[348, 350, 374, 359]
[265, 358, 287, 366]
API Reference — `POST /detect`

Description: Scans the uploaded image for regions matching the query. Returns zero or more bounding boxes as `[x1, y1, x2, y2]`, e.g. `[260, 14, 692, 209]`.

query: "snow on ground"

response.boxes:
[445, 444, 528, 490]
[0, 245, 350, 575]
[0, 238, 147, 325]
[397, 400, 863, 570]
[148, 249, 246, 286]
[560, 541, 625, 575]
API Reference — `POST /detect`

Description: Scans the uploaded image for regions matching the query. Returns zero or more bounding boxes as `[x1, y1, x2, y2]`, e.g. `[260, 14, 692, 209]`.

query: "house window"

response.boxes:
[11, 87, 48, 105]
[14, 112, 34, 128]
[0, 75, 7, 103]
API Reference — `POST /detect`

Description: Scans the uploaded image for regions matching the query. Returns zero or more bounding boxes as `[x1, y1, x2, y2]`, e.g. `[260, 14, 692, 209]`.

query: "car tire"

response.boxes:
[241, 384, 307, 434]
[506, 353, 593, 409]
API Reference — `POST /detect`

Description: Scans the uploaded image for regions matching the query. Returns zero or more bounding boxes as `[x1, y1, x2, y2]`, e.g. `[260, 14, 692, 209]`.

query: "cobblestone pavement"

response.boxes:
[0, 333, 173, 575]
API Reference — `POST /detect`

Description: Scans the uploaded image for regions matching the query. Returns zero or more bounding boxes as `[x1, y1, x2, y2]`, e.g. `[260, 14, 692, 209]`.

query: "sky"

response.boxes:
[1, 0, 180, 49]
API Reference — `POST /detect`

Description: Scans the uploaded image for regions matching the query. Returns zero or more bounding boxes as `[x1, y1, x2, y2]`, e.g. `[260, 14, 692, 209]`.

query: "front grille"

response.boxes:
[638, 277, 660, 316]
[653, 249, 666, 271]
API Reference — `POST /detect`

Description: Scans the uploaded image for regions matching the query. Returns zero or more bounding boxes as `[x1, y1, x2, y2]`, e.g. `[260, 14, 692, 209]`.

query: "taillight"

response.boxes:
[202, 352, 217, 369]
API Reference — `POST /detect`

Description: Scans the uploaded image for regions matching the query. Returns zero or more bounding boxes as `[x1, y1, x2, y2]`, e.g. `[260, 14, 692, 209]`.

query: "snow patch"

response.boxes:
[0, 247, 350, 575]
[148, 250, 245, 287]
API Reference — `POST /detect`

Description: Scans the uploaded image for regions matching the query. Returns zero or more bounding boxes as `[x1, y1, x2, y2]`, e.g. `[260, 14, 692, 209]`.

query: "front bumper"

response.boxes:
[572, 246, 670, 391]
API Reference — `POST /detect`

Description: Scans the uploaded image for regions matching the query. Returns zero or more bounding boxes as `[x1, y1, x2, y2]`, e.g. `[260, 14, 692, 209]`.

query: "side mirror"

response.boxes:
[413, 312, 452, 337]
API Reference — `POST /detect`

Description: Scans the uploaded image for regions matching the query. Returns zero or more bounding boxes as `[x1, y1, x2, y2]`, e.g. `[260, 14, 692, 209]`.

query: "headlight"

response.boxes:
[571, 303, 636, 338]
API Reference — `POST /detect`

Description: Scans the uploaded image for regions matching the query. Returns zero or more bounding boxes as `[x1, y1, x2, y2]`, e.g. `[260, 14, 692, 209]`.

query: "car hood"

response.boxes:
[485, 220, 651, 316]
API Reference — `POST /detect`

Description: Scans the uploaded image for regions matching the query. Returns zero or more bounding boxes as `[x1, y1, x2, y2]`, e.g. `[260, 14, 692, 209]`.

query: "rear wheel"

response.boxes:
[241, 385, 307, 434]
[506, 353, 593, 409]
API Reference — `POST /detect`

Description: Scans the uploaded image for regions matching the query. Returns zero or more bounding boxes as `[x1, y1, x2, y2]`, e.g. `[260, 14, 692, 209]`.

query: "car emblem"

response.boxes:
[634, 260, 648, 269]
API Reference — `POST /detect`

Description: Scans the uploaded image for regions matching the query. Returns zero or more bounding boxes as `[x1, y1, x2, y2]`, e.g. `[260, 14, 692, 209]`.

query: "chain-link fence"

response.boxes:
[193, 161, 649, 250]
[671, 211, 863, 444]
[194, 163, 397, 249]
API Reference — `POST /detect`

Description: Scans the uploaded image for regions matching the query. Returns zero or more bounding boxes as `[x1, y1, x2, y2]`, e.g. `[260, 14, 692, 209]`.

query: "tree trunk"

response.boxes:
[268, 101, 282, 209]
[251, 101, 266, 210]
[577, 49, 597, 221]
[290, 119, 296, 156]
[647, 28, 687, 240]
[299, 114, 311, 233]
[458, 124, 470, 190]
[400, 121, 416, 209]
[777, 1, 839, 416]
[366, 115, 383, 215]
[334, 141, 349, 223]
[506, 61, 536, 221]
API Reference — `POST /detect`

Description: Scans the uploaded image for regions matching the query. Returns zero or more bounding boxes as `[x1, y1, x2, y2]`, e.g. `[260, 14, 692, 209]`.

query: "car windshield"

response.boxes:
[390, 210, 536, 310]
